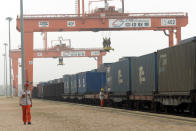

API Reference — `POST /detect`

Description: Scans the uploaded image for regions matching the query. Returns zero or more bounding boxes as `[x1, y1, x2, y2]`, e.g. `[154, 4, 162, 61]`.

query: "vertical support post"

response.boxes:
[169, 30, 174, 47]
[3, 54, 6, 96]
[24, 32, 34, 91]
[97, 55, 103, 69]
[20, 0, 26, 90]
[104, 0, 108, 11]
[78, 0, 80, 15]
[122, 0, 124, 13]
[44, 32, 47, 51]
[176, 27, 181, 44]
[4, 43, 8, 96]
[82, 0, 85, 16]
[6, 17, 13, 97]
[12, 58, 19, 96]
[88, 2, 90, 14]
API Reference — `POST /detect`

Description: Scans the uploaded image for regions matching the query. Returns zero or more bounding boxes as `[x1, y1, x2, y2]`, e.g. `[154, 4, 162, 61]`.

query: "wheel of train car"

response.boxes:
[129, 101, 135, 109]
[165, 106, 175, 114]
[122, 101, 129, 109]
[136, 101, 143, 110]
[174, 105, 184, 114]
[191, 104, 196, 117]
[153, 102, 161, 113]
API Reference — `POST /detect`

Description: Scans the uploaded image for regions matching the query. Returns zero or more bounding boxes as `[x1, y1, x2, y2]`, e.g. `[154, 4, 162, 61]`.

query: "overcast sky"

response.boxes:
[0, 0, 195, 86]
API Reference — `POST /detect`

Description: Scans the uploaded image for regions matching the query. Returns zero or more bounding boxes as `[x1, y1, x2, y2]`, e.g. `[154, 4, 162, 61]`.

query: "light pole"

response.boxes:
[2, 53, 6, 96]
[6, 17, 13, 97]
[20, 0, 26, 90]
[4, 43, 8, 96]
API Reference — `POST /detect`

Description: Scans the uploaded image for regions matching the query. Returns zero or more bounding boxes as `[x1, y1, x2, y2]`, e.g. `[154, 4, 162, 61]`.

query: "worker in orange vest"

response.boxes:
[19, 82, 32, 125]
[99, 88, 104, 107]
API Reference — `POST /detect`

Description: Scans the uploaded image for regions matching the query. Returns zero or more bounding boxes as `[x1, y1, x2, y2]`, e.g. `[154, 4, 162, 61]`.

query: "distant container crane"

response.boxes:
[11, 33, 107, 96]
[15, 0, 188, 94]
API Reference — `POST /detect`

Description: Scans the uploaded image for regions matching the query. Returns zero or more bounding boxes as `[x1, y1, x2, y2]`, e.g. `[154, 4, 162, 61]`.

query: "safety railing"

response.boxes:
[17, 12, 187, 19]
[127, 12, 188, 17]
[72, 48, 104, 51]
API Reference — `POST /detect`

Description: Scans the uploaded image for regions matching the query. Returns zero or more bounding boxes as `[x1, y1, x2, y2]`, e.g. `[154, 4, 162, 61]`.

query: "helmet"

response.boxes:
[101, 88, 104, 91]
[24, 82, 29, 87]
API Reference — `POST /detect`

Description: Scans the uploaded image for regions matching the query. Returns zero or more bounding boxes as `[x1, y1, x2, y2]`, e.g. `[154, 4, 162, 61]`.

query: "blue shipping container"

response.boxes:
[63, 75, 71, 94]
[78, 72, 106, 94]
[131, 52, 158, 95]
[107, 57, 135, 95]
[70, 74, 78, 94]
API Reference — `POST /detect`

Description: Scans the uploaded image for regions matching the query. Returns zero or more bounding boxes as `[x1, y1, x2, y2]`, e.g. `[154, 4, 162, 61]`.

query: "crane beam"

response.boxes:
[16, 12, 188, 32]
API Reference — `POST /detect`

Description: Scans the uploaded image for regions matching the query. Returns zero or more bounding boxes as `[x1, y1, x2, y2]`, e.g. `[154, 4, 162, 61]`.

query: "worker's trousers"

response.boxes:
[100, 99, 104, 107]
[22, 105, 31, 123]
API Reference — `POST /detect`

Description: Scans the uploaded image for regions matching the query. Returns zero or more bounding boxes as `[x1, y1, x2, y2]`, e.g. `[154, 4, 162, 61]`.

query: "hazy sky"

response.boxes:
[0, 0, 195, 86]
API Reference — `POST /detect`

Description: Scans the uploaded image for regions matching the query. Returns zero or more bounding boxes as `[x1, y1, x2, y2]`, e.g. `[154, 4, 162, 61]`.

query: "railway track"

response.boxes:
[43, 99, 196, 125]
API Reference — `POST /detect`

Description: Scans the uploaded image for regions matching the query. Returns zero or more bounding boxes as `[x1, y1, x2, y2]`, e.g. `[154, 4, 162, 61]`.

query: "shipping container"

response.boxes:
[37, 82, 47, 98]
[98, 63, 112, 72]
[32, 87, 38, 98]
[179, 37, 196, 45]
[107, 57, 135, 95]
[78, 72, 106, 94]
[63, 75, 71, 94]
[55, 83, 64, 100]
[90, 69, 98, 72]
[158, 36, 196, 95]
[131, 52, 158, 96]
[70, 74, 78, 94]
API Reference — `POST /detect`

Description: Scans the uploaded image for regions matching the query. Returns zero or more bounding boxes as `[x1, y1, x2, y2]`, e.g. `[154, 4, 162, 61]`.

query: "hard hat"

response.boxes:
[101, 88, 104, 91]
[24, 82, 29, 87]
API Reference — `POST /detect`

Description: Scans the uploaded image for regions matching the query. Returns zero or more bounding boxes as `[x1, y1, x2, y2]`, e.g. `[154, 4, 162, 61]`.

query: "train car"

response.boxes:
[37, 82, 48, 98]
[32, 87, 38, 98]
[130, 52, 158, 109]
[70, 74, 79, 99]
[62, 75, 71, 100]
[55, 78, 64, 101]
[78, 72, 106, 94]
[98, 63, 112, 72]
[77, 72, 106, 103]
[155, 36, 196, 115]
[106, 57, 135, 103]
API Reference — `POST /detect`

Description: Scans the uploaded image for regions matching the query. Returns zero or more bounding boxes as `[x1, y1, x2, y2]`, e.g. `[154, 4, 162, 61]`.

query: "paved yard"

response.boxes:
[0, 96, 196, 131]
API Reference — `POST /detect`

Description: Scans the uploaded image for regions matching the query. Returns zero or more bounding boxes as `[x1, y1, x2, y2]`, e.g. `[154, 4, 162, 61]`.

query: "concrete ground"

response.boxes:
[0, 96, 196, 131]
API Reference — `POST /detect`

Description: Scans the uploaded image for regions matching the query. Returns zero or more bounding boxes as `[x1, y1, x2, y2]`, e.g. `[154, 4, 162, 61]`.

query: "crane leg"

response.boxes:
[82, 0, 84, 16]
[176, 27, 181, 44]
[24, 32, 34, 91]
[12, 58, 18, 96]
[78, 0, 80, 15]
[169, 30, 174, 47]
[97, 55, 103, 69]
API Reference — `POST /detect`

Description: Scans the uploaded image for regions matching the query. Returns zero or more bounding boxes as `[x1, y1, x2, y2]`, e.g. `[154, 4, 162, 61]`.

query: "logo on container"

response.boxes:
[139, 66, 145, 84]
[118, 70, 123, 84]
[83, 78, 85, 87]
[78, 79, 81, 88]
[159, 54, 167, 72]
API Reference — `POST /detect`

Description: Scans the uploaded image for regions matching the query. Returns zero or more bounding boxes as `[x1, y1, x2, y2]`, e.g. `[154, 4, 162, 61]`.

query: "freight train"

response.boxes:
[32, 36, 196, 116]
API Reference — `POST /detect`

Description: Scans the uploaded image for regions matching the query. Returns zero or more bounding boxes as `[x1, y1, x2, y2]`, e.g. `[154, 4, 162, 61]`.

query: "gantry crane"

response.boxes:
[16, 0, 188, 93]
[10, 33, 107, 95]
